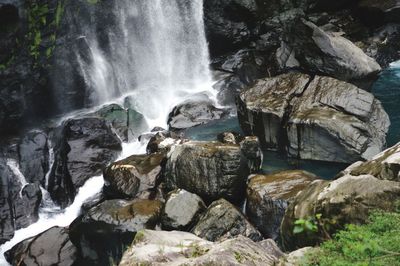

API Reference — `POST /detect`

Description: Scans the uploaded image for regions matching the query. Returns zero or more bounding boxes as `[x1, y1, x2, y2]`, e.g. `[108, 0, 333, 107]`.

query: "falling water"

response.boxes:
[0, 0, 213, 264]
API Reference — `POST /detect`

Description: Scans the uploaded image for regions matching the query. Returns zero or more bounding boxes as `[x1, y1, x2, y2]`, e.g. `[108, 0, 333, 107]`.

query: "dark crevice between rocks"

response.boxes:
[0, 4, 19, 34]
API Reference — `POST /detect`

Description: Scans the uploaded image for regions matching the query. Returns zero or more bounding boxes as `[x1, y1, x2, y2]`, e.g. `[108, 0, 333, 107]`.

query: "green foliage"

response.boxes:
[303, 211, 400, 266]
[28, 2, 49, 60]
[293, 213, 336, 242]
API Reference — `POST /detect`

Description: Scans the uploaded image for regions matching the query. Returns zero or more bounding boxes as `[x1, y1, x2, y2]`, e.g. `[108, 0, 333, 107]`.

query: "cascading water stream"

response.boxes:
[0, 0, 214, 264]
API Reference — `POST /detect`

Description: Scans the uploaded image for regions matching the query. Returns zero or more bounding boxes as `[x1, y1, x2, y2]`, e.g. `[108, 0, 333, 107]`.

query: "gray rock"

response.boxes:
[5, 226, 78, 266]
[103, 153, 166, 199]
[246, 170, 317, 240]
[120, 230, 283, 266]
[286, 19, 382, 84]
[238, 73, 390, 163]
[166, 141, 261, 204]
[357, 0, 400, 25]
[192, 198, 262, 242]
[281, 175, 400, 250]
[162, 189, 206, 230]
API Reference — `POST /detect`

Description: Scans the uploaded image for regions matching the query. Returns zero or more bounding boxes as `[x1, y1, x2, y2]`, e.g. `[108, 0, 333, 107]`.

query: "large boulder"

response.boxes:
[119, 230, 283, 266]
[162, 189, 206, 231]
[285, 19, 382, 85]
[4, 226, 78, 266]
[103, 153, 166, 199]
[238, 73, 390, 163]
[246, 170, 317, 240]
[192, 198, 263, 242]
[69, 199, 163, 265]
[281, 175, 400, 250]
[48, 117, 122, 207]
[165, 141, 262, 204]
[168, 100, 227, 131]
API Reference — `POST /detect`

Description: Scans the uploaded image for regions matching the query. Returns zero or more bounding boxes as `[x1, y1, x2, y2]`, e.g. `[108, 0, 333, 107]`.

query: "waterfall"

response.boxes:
[0, 0, 213, 264]
[78, 0, 214, 127]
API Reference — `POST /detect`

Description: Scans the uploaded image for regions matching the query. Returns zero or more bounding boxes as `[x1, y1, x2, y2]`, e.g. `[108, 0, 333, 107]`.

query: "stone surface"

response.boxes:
[192, 198, 262, 242]
[238, 73, 390, 163]
[165, 141, 260, 204]
[48, 117, 122, 207]
[120, 230, 282, 266]
[162, 189, 206, 231]
[103, 153, 166, 199]
[5, 226, 78, 266]
[281, 175, 400, 250]
[277, 247, 316, 266]
[357, 0, 400, 25]
[69, 199, 163, 265]
[246, 170, 317, 239]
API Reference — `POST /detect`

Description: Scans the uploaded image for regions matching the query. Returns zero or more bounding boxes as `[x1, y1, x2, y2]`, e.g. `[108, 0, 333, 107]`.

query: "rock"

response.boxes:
[4, 226, 78, 266]
[277, 247, 316, 266]
[286, 19, 381, 84]
[217, 132, 241, 144]
[165, 141, 261, 204]
[18, 130, 49, 185]
[103, 153, 166, 199]
[120, 230, 282, 266]
[168, 100, 227, 131]
[69, 199, 163, 265]
[48, 117, 122, 207]
[238, 73, 390, 163]
[192, 198, 262, 242]
[146, 130, 183, 154]
[213, 74, 247, 106]
[93, 103, 148, 142]
[357, 0, 400, 26]
[0, 159, 42, 244]
[281, 175, 400, 250]
[162, 189, 206, 230]
[240, 136, 263, 173]
[246, 170, 317, 240]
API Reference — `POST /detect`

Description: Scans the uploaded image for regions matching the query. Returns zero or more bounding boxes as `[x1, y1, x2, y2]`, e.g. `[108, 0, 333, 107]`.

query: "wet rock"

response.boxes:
[146, 130, 183, 154]
[286, 19, 381, 84]
[168, 100, 227, 131]
[192, 198, 262, 242]
[246, 170, 317, 239]
[93, 103, 148, 142]
[69, 199, 163, 265]
[217, 132, 240, 144]
[48, 117, 122, 208]
[120, 230, 282, 266]
[213, 74, 247, 106]
[103, 153, 166, 199]
[18, 130, 49, 185]
[165, 141, 260, 204]
[240, 136, 263, 173]
[238, 73, 390, 163]
[162, 189, 206, 231]
[281, 175, 400, 250]
[5, 226, 78, 266]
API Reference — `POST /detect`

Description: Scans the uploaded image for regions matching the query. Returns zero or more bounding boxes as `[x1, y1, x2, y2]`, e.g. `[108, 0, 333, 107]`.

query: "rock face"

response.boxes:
[103, 153, 166, 199]
[0, 159, 42, 244]
[285, 19, 382, 84]
[69, 199, 163, 265]
[162, 189, 206, 230]
[281, 175, 400, 250]
[357, 0, 400, 25]
[246, 170, 317, 240]
[5, 226, 78, 266]
[48, 117, 122, 207]
[238, 72, 390, 163]
[168, 100, 227, 131]
[165, 141, 262, 204]
[119, 230, 283, 266]
[192, 198, 262, 242]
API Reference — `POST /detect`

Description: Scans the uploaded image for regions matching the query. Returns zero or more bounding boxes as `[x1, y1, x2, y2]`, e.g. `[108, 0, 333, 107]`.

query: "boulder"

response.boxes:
[213, 74, 247, 106]
[246, 170, 317, 240]
[168, 100, 227, 131]
[146, 130, 183, 154]
[165, 141, 261, 204]
[238, 73, 390, 163]
[120, 230, 282, 266]
[357, 0, 400, 25]
[192, 198, 262, 242]
[69, 199, 163, 265]
[240, 136, 263, 173]
[162, 189, 206, 231]
[103, 153, 166, 199]
[48, 117, 122, 207]
[285, 19, 381, 84]
[277, 247, 316, 266]
[281, 175, 400, 250]
[5, 226, 78, 266]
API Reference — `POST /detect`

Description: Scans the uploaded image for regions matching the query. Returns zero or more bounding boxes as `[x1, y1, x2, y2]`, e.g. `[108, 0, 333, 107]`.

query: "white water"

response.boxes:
[0, 0, 214, 264]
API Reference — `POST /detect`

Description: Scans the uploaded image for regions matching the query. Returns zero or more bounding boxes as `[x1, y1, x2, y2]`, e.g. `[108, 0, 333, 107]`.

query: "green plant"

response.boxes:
[293, 213, 335, 241]
[303, 211, 400, 266]
[234, 251, 244, 263]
